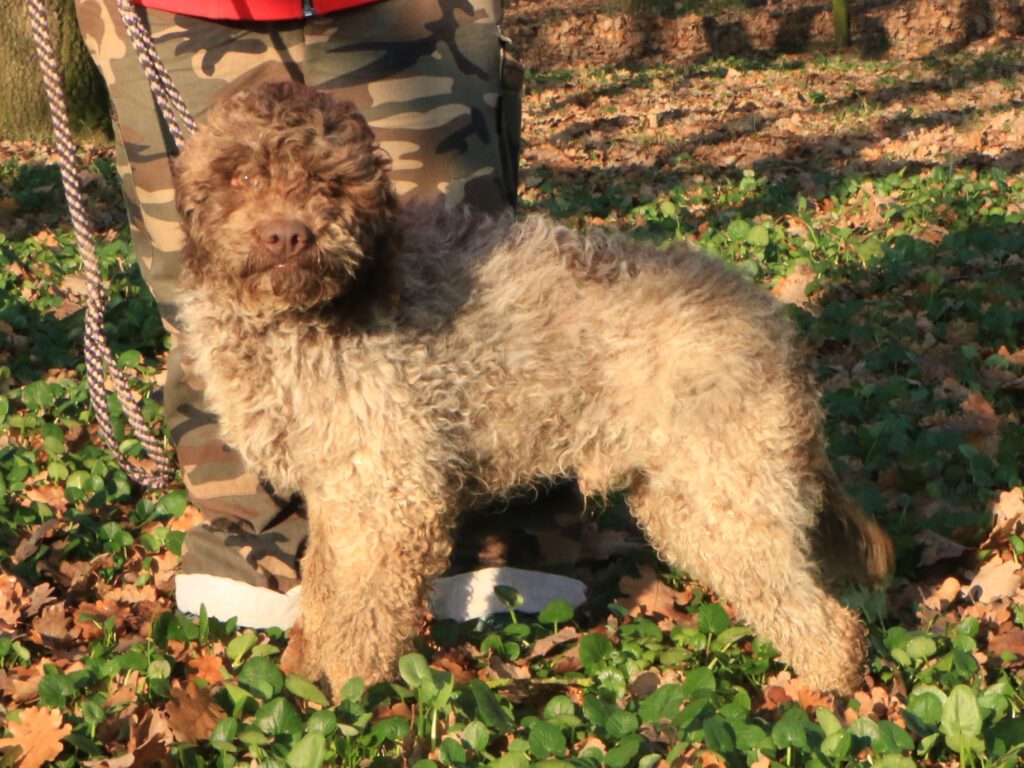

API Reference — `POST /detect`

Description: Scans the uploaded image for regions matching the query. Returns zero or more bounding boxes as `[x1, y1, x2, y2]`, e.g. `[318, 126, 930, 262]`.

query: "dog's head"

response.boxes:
[174, 81, 398, 315]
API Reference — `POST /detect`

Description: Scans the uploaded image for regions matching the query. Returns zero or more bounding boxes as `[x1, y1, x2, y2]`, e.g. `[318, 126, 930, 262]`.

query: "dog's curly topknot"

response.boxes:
[175, 82, 891, 701]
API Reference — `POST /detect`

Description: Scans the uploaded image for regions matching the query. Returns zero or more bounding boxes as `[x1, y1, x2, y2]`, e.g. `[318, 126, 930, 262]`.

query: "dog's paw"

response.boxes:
[795, 607, 869, 696]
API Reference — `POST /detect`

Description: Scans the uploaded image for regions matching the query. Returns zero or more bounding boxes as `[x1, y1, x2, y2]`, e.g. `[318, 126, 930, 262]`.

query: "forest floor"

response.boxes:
[1, 28, 1024, 768]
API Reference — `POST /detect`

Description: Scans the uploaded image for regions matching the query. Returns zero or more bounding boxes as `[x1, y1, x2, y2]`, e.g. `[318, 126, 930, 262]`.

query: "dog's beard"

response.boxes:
[242, 265, 339, 310]
[238, 247, 358, 311]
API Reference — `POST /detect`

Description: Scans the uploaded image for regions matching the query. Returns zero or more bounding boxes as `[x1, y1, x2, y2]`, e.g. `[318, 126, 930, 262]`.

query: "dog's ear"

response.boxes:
[333, 179, 402, 321]
[371, 190, 403, 309]
[171, 155, 198, 232]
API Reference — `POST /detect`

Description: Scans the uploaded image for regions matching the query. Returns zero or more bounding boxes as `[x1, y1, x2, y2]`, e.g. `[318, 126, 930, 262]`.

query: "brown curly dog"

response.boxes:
[174, 81, 893, 697]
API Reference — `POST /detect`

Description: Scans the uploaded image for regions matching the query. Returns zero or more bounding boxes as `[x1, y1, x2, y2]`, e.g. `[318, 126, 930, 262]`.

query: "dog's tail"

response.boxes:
[812, 466, 895, 587]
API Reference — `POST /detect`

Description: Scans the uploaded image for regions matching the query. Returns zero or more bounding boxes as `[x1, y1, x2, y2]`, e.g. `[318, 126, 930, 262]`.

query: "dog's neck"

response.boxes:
[178, 284, 350, 492]
[322, 232, 401, 327]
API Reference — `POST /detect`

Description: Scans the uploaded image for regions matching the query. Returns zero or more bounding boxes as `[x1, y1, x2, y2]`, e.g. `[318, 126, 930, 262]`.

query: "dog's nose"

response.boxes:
[258, 219, 314, 259]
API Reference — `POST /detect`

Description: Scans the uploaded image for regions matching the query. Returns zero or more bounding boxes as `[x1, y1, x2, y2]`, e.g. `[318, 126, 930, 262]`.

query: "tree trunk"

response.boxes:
[0, 0, 110, 140]
[832, 0, 851, 47]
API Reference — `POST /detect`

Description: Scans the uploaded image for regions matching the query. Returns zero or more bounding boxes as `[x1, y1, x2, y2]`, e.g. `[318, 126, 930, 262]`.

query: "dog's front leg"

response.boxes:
[298, 487, 454, 699]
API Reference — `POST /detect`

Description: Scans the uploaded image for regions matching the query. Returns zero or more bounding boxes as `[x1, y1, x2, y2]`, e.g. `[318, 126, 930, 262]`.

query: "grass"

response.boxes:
[2, 42, 1024, 768]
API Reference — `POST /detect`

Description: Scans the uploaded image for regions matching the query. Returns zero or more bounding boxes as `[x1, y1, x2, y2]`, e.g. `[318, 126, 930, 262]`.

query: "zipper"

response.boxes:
[302, 0, 314, 17]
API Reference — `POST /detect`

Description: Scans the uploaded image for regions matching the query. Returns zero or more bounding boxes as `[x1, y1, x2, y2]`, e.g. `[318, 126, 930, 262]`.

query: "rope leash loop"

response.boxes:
[27, 0, 177, 489]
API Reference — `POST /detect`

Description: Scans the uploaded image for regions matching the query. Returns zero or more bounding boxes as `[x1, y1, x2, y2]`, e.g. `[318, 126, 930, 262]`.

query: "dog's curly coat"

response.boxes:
[174, 81, 893, 696]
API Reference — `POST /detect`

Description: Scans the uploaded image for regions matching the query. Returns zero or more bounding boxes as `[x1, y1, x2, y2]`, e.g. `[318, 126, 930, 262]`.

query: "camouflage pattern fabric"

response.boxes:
[74, 0, 521, 592]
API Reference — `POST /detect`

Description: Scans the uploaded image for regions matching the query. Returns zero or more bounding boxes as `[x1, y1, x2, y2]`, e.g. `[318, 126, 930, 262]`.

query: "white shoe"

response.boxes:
[175, 573, 302, 629]
[431, 566, 587, 622]
[175, 566, 587, 629]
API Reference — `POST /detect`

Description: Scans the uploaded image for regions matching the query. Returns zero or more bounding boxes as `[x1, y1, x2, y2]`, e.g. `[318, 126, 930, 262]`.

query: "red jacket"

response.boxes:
[133, 0, 380, 21]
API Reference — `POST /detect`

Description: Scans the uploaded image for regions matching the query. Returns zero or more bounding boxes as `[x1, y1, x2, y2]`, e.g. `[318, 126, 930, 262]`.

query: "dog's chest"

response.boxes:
[188, 323, 343, 487]
[198, 322, 437, 492]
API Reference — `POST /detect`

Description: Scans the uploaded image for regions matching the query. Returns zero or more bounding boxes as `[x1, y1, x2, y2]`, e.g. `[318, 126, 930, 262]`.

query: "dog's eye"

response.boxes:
[230, 172, 262, 189]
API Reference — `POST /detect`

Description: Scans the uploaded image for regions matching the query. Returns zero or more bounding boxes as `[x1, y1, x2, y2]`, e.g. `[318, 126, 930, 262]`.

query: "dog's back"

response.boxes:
[391, 204, 892, 589]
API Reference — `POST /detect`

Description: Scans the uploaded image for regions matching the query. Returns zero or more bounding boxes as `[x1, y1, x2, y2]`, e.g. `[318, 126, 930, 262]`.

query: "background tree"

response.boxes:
[833, 0, 851, 46]
[0, 0, 109, 140]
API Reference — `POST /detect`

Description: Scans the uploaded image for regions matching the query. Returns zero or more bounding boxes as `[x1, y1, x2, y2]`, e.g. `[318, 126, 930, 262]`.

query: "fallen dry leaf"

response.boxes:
[74, 599, 126, 642]
[187, 654, 226, 685]
[844, 685, 896, 724]
[578, 525, 646, 561]
[485, 656, 531, 681]
[967, 558, 1023, 604]
[762, 670, 834, 712]
[573, 736, 606, 756]
[526, 626, 579, 659]
[982, 487, 1024, 547]
[280, 619, 305, 675]
[916, 529, 967, 567]
[0, 662, 46, 705]
[22, 484, 69, 515]
[921, 576, 962, 611]
[166, 504, 205, 533]
[118, 708, 174, 767]
[772, 263, 817, 307]
[164, 681, 226, 743]
[988, 627, 1024, 659]
[30, 603, 72, 646]
[628, 670, 661, 699]
[0, 574, 25, 627]
[430, 651, 477, 685]
[24, 583, 56, 619]
[954, 391, 1001, 454]
[617, 564, 694, 631]
[0, 707, 72, 768]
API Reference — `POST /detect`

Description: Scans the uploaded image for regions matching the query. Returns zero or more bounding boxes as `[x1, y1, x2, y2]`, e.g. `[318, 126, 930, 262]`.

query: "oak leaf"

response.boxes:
[578, 525, 646, 561]
[25, 583, 56, 618]
[187, 654, 226, 685]
[967, 558, 1022, 604]
[166, 503, 205, 533]
[126, 709, 173, 766]
[526, 626, 579, 659]
[764, 671, 834, 711]
[988, 627, 1024, 659]
[149, 550, 180, 593]
[772, 263, 817, 308]
[916, 529, 967, 567]
[0, 574, 25, 627]
[955, 391, 1001, 454]
[0, 662, 46, 705]
[982, 487, 1024, 548]
[0, 707, 72, 768]
[30, 602, 72, 646]
[23, 485, 68, 514]
[921, 576, 962, 611]
[12, 518, 64, 563]
[164, 681, 226, 742]
[616, 564, 694, 631]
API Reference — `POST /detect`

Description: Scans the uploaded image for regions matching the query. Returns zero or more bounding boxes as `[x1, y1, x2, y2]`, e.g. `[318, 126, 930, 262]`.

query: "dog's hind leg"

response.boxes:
[627, 463, 867, 695]
[298, 493, 454, 699]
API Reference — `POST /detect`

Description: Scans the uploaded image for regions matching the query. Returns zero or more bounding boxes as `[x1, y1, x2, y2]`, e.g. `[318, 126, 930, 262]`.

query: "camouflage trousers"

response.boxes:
[74, 0, 522, 593]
